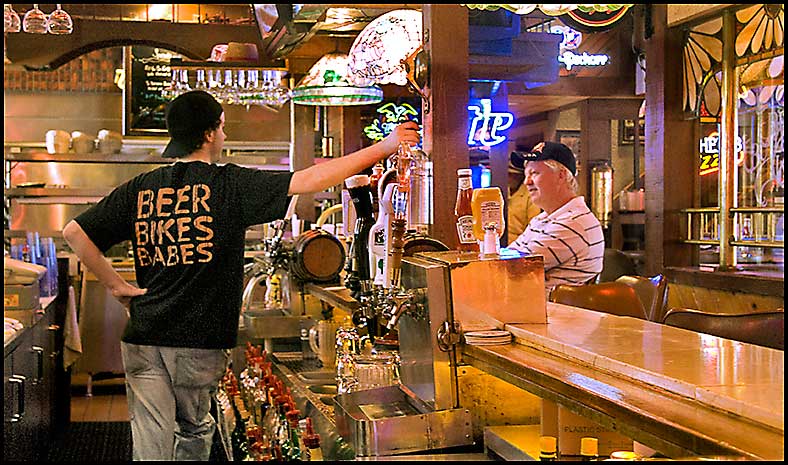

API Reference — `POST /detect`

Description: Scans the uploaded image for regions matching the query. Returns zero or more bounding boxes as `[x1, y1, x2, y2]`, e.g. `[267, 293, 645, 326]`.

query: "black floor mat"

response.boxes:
[47, 422, 132, 462]
[46, 421, 228, 461]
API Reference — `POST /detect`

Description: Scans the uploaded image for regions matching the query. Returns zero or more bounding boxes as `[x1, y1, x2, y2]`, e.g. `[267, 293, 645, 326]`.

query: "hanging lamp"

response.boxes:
[291, 52, 383, 106]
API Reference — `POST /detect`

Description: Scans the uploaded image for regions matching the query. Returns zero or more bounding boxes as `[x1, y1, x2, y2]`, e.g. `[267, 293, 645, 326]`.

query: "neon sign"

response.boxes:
[467, 99, 514, 147]
[363, 102, 420, 142]
[551, 24, 611, 71]
[557, 51, 610, 70]
[363, 99, 514, 147]
[699, 131, 745, 176]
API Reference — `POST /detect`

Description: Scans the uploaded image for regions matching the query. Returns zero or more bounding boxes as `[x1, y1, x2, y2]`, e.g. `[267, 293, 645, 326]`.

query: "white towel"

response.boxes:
[63, 285, 83, 369]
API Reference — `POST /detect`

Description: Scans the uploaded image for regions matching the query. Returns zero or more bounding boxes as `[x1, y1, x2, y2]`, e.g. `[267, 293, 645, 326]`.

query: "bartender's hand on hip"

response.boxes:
[111, 282, 147, 309]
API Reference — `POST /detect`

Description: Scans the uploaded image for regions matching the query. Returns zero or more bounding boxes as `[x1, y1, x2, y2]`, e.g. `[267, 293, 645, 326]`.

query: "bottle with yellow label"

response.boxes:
[471, 186, 505, 253]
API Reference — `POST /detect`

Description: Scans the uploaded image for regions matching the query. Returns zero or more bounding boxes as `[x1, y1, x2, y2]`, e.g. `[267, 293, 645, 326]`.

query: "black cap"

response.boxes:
[509, 151, 526, 173]
[162, 90, 224, 158]
[523, 141, 577, 176]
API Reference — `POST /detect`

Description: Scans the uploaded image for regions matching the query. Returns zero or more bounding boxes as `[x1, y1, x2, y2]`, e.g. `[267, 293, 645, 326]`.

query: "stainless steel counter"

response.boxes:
[4, 296, 57, 356]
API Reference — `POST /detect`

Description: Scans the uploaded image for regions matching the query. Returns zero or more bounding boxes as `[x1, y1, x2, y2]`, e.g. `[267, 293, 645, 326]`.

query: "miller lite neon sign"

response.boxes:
[363, 99, 514, 147]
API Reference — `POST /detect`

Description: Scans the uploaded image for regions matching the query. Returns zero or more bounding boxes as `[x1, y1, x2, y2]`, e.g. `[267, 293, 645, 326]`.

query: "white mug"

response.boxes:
[45, 130, 70, 154]
[308, 319, 341, 369]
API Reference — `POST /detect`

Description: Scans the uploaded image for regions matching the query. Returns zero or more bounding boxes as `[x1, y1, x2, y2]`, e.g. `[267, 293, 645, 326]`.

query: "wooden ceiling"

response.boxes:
[4, 4, 638, 121]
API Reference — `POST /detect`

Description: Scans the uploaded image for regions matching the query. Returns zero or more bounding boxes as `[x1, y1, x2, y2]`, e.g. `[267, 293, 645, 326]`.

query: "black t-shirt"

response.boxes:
[74, 161, 293, 349]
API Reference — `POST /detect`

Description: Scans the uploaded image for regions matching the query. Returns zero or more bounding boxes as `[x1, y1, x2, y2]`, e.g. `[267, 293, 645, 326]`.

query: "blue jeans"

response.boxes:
[120, 342, 230, 461]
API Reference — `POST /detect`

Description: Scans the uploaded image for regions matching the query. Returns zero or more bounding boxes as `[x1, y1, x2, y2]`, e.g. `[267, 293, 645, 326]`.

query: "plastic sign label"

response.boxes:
[699, 130, 745, 176]
[467, 99, 514, 147]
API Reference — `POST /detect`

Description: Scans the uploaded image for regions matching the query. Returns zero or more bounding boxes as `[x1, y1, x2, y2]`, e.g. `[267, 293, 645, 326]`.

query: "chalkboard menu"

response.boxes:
[123, 46, 181, 136]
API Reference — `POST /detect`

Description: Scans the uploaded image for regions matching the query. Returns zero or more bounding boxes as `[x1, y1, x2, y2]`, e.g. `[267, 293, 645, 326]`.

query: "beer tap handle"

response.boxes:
[387, 218, 407, 289]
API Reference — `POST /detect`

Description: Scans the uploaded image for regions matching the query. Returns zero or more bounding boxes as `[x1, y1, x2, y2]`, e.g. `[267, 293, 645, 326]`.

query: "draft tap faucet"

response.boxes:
[385, 291, 413, 330]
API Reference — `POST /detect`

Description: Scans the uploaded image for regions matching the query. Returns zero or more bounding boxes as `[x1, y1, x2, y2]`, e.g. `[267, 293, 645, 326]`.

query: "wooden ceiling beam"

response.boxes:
[5, 17, 274, 70]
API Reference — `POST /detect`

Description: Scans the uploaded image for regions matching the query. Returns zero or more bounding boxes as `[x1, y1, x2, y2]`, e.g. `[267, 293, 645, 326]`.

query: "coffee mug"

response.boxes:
[45, 130, 70, 154]
[71, 131, 95, 153]
[97, 129, 122, 154]
[308, 319, 341, 368]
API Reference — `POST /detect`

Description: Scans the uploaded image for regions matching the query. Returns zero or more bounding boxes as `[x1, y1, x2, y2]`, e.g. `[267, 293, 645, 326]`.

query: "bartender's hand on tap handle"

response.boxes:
[379, 121, 420, 156]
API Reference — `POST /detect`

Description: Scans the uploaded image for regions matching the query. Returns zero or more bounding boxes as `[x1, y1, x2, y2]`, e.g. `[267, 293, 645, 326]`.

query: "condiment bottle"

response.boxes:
[471, 186, 505, 253]
[454, 168, 479, 252]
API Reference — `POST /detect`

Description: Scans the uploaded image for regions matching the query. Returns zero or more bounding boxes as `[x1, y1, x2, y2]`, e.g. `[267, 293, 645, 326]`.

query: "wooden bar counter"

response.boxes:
[461, 302, 784, 460]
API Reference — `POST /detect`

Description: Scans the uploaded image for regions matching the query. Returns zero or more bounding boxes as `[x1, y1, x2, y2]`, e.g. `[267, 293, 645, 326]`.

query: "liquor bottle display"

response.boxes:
[454, 168, 479, 252]
[217, 343, 315, 461]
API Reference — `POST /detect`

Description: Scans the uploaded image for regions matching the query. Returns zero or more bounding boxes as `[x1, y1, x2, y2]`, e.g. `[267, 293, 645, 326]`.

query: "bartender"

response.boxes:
[508, 142, 604, 291]
[62, 90, 420, 461]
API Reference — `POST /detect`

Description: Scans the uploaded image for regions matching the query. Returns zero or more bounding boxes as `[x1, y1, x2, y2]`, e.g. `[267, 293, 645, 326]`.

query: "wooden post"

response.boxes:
[422, 5, 469, 249]
[490, 82, 509, 242]
[291, 101, 315, 221]
[643, 4, 695, 275]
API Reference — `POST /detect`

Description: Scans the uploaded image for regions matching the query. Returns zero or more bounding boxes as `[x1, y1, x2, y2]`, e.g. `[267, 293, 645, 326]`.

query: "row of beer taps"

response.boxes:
[349, 143, 426, 342]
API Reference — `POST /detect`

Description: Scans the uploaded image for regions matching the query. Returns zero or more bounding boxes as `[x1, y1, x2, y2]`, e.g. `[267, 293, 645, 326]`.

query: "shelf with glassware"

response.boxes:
[166, 58, 292, 108]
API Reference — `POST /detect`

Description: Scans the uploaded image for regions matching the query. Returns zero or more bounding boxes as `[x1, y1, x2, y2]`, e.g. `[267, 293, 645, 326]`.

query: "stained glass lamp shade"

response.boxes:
[347, 9, 423, 87]
[292, 52, 383, 106]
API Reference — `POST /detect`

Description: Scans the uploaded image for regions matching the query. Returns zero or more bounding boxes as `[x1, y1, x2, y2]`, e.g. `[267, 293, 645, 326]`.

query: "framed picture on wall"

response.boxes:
[123, 46, 181, 136]
[555, 130, 581, 158]
[620, 118, 645, 145]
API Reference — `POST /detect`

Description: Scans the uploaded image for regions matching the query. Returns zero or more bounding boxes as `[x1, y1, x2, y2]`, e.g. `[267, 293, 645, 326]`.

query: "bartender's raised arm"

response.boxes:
[288, 121, 420, 195]
[63, 220, 146, 307]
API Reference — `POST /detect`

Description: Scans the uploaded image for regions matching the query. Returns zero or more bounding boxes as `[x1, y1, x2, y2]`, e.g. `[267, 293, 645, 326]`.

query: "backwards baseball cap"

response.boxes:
[162, 90, 224, 158]
[523, 141, 577, 176]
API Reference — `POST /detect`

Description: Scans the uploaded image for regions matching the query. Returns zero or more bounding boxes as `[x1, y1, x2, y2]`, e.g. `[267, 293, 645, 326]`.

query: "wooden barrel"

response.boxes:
[290, 230, 346, 283]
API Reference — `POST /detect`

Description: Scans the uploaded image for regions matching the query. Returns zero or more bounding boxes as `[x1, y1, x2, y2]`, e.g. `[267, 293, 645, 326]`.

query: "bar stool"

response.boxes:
[614, 274, 669, 323]
[549, 281, 649, 320]
[662, 308, 784, 350]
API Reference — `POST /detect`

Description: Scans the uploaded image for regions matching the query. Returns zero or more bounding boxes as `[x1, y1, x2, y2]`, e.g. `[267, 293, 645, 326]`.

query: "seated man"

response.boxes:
[508, 142, 604, 292]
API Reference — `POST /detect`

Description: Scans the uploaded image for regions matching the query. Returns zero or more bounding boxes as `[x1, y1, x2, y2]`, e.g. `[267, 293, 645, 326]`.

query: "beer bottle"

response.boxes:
[454, 169, 479, 252]
[302, 418, 323, 461]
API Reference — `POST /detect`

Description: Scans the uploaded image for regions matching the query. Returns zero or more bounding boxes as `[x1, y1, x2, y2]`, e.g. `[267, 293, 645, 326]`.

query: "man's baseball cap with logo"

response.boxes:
[162, 90, 224, 158]
[523, 141, 577, 176]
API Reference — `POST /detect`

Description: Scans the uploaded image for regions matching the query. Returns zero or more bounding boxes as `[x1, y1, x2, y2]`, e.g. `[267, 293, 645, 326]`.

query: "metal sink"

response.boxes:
[308, 384, 338, 396]
[242, 307, 309, 340]
[297, 370, 337, 385]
